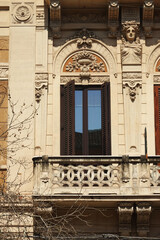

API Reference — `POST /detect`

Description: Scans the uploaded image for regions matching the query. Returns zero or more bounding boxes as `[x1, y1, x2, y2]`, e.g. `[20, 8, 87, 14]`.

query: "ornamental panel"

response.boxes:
[63, 51, 107, 73]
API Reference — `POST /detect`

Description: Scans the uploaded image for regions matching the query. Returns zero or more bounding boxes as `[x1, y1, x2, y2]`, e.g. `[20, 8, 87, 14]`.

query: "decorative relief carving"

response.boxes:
[64, 51, 107, 73]
[122, 72, 142, 79]
[108, 1, 119, 38]
[67, 28, 99, 43]
[36, 6, 46, 26]
[60, 76, 110, 84]
[121, 21, 142, 65]
[136, 202, 151, 236]
[123, 80, 142, 102]
[154, 75, 160, 83]
[143, 0, 154, 37]
[118, 202, 133, 235]
[77, 36, 92, 49]
[0, 68, 8, 79]
[35, 73, 48, 103]
[12, 3, 34, 24]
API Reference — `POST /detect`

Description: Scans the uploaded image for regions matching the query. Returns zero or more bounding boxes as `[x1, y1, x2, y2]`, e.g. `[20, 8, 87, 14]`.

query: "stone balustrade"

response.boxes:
[32, 155, 160, 197]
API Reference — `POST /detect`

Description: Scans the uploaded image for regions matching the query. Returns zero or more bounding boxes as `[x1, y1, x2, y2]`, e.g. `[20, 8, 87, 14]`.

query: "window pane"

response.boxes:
[75, 90, 83, 154]
[88, 90, 102, 155]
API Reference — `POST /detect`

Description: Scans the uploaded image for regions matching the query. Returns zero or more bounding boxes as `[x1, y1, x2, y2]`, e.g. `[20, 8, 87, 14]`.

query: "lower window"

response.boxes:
[61, 80, 111, 155]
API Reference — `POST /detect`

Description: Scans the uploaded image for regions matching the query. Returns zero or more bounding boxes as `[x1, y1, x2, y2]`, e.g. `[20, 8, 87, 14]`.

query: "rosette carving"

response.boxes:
[12, 3, 34, 24]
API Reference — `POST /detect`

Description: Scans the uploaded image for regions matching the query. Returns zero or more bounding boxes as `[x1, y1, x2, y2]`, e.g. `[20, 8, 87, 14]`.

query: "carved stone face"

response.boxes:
[126, 26, 136, 42]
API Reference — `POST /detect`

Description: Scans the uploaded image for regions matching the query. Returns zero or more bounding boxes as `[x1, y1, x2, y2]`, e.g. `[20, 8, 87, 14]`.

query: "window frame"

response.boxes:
[61, 81, 111, 156]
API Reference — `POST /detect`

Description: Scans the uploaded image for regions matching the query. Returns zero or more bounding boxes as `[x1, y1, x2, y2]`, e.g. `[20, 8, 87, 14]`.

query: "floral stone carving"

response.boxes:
[63, 51, 107, 73]
[121, 21, 142, 65]
[12, 3, 34, 24]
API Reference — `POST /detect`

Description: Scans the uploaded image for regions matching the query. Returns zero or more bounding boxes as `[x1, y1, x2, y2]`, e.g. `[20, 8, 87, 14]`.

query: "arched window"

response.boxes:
[60, 51, 111, 155]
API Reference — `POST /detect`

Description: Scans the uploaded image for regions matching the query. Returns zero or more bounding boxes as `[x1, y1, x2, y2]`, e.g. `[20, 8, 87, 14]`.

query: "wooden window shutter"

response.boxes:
[101, 82, 111, 155]
[154, 85, 160, 155]
[61, 80, 75, 155]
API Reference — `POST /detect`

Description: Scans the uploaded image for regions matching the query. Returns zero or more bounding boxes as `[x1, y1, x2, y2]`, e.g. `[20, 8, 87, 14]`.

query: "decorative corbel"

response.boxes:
[136, 202, 152, 237]
[123, 80, 142, 102]
[143, 0, 154, 37]
[35, 73, 48, 103]
[50, 0, 61, 38]
[118, 202, 133, 236]
[108, 1, 119, 38]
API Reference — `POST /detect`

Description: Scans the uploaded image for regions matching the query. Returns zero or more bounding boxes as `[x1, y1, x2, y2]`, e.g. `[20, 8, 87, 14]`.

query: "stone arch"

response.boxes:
[52, 38, 117, 156]
[147, 44, 160, 74]
[53, 38, 117, 77]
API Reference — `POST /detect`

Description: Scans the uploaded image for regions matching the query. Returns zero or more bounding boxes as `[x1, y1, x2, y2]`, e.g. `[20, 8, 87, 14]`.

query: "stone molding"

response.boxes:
[60, 75, 110, 84]
[122, 72, 142, 79]
[147, 44, 160, 74]
[35, 73, 48, 103]
[123, 80, 142, 102]
[11, 2, 34, 24]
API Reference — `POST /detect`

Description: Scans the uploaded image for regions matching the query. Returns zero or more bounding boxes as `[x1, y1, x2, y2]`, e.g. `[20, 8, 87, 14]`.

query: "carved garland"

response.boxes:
[64, 51, 106, 73]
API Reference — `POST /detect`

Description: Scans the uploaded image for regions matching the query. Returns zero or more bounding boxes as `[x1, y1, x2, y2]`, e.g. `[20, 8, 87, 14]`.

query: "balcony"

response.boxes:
[32, 155, 160, 199]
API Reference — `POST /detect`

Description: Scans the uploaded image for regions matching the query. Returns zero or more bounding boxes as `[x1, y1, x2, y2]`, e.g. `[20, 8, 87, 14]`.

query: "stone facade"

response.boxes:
[0, 0, 160, 239]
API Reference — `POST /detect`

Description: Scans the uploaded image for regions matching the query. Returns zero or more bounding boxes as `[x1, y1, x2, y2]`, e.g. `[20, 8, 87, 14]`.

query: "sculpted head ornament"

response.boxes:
[122, 21, 139, 43]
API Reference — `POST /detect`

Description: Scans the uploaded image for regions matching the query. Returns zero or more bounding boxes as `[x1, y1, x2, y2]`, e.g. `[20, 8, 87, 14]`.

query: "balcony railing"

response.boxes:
[32, 155, 160, 197]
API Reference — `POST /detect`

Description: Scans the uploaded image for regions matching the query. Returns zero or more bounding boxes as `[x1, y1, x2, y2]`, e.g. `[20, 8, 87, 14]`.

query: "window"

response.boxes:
[154, 85, 160, 154]
[61, 81, 111, 155]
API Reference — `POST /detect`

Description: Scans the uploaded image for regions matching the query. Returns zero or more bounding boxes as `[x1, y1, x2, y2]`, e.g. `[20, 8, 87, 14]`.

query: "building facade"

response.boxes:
[0, 0, 160, 239]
